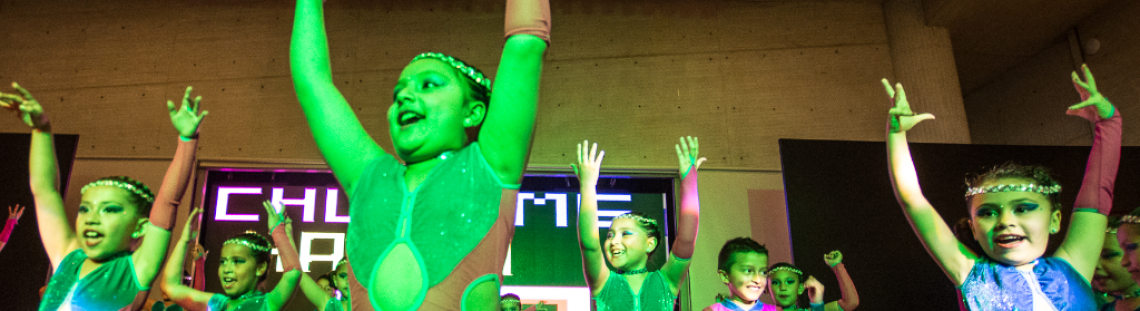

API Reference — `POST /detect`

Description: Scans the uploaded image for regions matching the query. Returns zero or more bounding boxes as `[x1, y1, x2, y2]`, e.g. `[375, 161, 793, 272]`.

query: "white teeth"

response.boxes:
[84, 231, 99, 238]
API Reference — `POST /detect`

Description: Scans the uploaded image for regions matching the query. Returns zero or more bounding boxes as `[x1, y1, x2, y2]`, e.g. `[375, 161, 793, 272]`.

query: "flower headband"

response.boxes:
[964, 183, 1061, 198]
[81, 179, 155, 204]
[411, 52, 492, 95]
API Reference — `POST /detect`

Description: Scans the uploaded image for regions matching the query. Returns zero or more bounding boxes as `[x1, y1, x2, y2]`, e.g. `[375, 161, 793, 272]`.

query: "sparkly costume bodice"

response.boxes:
[40, 249, 148, 311]
[704, 300, 776, 311]
[347, 143, 519, 310]
[207, 292, 269, 311]
[322, 296, 348, 311]
[959, 256, 1095, 311]
[594, 271, 676, 311]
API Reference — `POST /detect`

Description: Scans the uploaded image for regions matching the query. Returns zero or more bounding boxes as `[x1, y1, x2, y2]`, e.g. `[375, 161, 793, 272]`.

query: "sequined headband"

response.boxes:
[614, 213, 658, 227]
[1122, 215, 1140, 225]
[224, 235, 272, 253]
[768, 266, 802, 276]
[81, 180, 155, 204]
[500, 298, 521, 304]
[412, 52, 492, 94]
[964, 184, 1061, 197]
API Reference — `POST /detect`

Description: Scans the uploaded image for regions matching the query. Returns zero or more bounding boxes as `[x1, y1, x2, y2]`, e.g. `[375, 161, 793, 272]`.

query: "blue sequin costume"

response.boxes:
[207, 291, 268, 311]
[594, 271, 676, 311]
[959, 256, 1096, 311]
[346, 143, 519, 310]
[40, 249, 148, 311]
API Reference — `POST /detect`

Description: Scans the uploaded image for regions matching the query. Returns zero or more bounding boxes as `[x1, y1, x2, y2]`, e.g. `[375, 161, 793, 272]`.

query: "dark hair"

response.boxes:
[613, 212, 662, 255]
[717, 237, 769, 272]
[88, 176, 155, 215]
[226, 231, 273, 282]
[965, 163, 1062, 211]
[766, 262, 805, 283]
[953, 217, 984, 255]
[1109, 215, 1125, 230]
[316, 274, 331, 284]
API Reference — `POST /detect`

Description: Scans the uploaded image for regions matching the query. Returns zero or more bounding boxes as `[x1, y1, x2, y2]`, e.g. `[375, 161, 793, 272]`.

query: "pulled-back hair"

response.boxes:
[966, 163, 1062, 211]
[225, 231, 273, 282]
[717, 237, 769, 272]
[84, 176, 155, 215]
[766, 262, 804, 283]
[613, 212, 661, 255]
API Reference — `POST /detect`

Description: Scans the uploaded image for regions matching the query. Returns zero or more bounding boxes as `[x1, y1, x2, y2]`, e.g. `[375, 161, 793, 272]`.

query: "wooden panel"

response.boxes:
[1078, 0, 1140, 147]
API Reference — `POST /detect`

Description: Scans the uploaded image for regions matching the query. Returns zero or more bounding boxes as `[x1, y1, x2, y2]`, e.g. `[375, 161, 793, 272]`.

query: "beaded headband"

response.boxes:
[411, 52, 492, 95]
[768, 266, 802, 276]
[500, 298, 521, 304]
[81, 179, 155, 204]
[614, 213, 658, 227]
[224, 232, 272, 253]
[964, 184, 1061, 198]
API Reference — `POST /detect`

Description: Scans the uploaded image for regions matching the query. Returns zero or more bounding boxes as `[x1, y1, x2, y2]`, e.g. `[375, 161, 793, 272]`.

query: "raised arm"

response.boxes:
[133, 86, 206, 288]
[298, 271, 334, 311]
[573, 141, 609, 296]
[660, 136, 705, 294]
[1053, 64, 1118, 282]
[160, 208, 214, 310]
[290, 0, 384, 196]
[882, 79, 976, 285]
[803, 275, 826, 311]
[264, 201, 302, 311]
[1, 83, 74, 268]
[0, 205, 25, 253]
[823, 251, 859, 311]
[478, 0, 549, 184]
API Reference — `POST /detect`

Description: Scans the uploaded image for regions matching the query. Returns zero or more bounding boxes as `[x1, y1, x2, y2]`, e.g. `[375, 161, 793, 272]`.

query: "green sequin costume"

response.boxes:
[594, 271, 676, 311]
[39, 250, 148, 311]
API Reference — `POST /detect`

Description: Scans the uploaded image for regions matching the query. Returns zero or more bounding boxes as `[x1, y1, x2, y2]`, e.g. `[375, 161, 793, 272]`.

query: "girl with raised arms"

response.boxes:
[0, 83, 205, 311]
[885, 64, 1121, 310]
[299, 256, 351, 311]
[573, 137, 703, 310]
[290, 0, 549, 308]
[160, 202, 301, 311]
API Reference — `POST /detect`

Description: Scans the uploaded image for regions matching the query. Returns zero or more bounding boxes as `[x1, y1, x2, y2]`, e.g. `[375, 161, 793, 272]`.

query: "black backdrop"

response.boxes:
[0, 133, 80, 310]
[779, 138, 1140, 310]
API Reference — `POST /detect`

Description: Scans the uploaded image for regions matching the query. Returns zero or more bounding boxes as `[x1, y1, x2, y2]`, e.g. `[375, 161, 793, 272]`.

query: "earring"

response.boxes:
[132, 231, 142, 239]
[1050, 228, 1058, 234]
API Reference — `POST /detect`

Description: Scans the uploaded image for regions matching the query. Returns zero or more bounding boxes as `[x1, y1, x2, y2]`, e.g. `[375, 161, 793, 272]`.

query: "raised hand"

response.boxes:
[7, 205, 24, 222]
[572, 140, 605, 186]
[675, 136, 707, 177]
[535, 301, 547, 311]
[1068, 64, 1115, 121]
[824, 250, 843, 267]
[882, 79, 935, 133]
[263, 200, 287, 233]
[804, 275, 825, 304]
[180, 207, 203, 242]
[167, 86, 208, 138]
[0, 83, 50, 130]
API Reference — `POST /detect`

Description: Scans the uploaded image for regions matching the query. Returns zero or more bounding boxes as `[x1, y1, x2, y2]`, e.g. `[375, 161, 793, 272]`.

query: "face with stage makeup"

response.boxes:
[77, 185, 149, 262]
[332, 260, 350, 297]
[218, 238, 269, 297]
[1117, 224, 1140, 285]
[968, 177, 1061, 266]
[389, 58, 487, 164]
[767, 265, 805, 308]
[604, 217, 658, 271]
[1096, 230, 1137, 293]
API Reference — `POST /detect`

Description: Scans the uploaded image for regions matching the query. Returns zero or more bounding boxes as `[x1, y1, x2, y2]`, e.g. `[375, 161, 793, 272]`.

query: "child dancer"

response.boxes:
[0, 205, 25, 254]
[300, 257, 351, 311]
[573, 137, 703, 310]
[1097, 216, 1140, 311]
[499, 293, 545, 311]
[160, 202, 301, 311]
[704, 237, 770, 311]
[885, 64, 1120, 310]
[290, 0, 549, 308]
[766, 263, 825, 311]
[767, 251, 858, 311]
[1, 84, 204, 311]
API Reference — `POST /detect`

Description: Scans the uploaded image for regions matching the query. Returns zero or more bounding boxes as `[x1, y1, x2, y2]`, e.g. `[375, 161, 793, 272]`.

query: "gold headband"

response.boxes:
[224, 232, 272, 253]
[768, 266, 802, 276]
